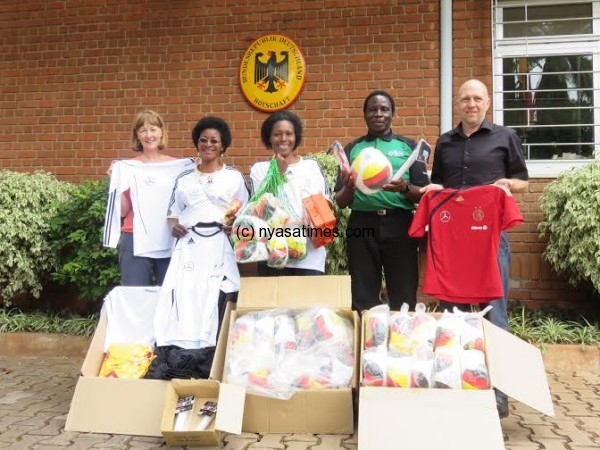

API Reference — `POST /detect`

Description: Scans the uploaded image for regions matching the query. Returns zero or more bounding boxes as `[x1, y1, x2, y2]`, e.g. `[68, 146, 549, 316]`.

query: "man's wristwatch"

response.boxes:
[401, 182, 412, 194]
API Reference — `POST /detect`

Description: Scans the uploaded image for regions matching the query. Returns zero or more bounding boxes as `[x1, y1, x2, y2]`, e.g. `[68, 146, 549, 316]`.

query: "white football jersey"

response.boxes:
[103, 158, 195, 258]
[167, 165, 249, 227]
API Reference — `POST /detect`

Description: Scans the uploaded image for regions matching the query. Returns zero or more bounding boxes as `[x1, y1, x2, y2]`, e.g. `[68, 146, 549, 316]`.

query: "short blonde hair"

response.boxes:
[131, 110, 168, 152]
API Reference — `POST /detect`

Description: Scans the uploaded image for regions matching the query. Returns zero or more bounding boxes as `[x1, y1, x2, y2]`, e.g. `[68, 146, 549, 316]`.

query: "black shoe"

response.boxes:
[495, 389, 509, 419]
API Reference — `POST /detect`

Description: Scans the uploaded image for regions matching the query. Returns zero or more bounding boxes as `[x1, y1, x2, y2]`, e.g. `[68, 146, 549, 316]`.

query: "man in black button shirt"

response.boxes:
[422, 79, 529, 419]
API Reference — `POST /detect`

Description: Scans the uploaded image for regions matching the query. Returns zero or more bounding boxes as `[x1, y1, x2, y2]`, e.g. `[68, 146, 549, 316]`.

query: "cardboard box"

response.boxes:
[65, 288, 235, 437]
[358, 312, 555, 450]
[212, 275, 359, 434]
[65, 308, 169, 436]
[161, 379, 244, 447]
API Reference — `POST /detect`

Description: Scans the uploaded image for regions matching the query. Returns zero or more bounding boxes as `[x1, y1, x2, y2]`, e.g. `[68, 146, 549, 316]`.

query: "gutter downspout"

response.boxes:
[440, 0, 453, 134]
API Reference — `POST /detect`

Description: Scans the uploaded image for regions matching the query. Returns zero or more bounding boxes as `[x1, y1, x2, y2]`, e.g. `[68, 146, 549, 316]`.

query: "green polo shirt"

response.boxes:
[348, 133, 424, 211]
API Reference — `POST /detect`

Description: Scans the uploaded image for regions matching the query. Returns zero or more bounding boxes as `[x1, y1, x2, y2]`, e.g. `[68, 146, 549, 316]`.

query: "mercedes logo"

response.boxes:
[440, 210, 451, 223]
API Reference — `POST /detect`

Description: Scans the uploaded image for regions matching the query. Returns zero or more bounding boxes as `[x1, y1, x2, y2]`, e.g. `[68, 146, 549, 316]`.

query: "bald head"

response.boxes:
[456, 79, 491, 133]
[458, 79, 489, 100]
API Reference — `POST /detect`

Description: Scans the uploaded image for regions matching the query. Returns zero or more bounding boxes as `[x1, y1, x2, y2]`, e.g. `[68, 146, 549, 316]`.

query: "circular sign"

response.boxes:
[239, 34, 306, 112]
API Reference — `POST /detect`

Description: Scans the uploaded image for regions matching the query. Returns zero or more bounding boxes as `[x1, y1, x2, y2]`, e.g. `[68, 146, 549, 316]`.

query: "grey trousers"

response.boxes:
[118, 232, 170, 286]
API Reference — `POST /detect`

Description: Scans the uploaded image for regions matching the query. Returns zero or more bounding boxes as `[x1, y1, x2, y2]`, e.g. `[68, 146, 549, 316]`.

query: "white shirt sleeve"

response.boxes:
[103, 161, 131, 248]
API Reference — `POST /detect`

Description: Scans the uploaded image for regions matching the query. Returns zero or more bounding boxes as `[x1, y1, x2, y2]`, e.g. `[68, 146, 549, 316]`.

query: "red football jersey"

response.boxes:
[409, 185, 524, 303]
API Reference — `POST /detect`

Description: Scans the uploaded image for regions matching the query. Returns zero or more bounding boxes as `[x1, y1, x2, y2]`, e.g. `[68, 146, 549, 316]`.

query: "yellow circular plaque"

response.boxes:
[239, 34, 306, 112]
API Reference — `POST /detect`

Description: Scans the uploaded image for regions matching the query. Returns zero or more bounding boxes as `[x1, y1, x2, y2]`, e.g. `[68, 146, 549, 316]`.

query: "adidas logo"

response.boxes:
[187, 237, 195, 244]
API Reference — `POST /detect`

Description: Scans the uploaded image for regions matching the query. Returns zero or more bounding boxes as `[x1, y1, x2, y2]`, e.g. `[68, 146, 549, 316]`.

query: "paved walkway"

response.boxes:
[0, 340, 598, 449]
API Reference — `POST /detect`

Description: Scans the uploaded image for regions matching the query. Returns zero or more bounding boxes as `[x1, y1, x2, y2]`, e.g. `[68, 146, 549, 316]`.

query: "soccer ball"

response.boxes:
[352, 147, 392, 195]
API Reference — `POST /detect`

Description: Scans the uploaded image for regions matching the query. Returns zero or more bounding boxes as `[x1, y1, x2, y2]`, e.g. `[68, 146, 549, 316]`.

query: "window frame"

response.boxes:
[493, 0, 600, 177]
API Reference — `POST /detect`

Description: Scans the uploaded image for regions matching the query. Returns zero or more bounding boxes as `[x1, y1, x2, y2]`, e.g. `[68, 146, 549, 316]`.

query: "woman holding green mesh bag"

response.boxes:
[247, 111, 331, 276]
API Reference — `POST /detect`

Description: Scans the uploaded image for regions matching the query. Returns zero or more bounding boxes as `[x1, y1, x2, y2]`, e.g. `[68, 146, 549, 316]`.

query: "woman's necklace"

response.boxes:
[197, 163, 222, 184]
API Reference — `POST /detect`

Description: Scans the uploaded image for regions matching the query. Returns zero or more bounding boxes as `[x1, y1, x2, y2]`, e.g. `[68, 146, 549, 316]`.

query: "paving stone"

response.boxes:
[342, 434, 357, 445]
[284, 434, 319, 443]
[127, 436, 168, 449]
[282, 443, 315, 450]
[563, 404, 595, 416]
[550, 419, 584, 436]
[222, 433, 259, 450]
[530, 424, 564, 440]
[575, 416, 600, 432]
[503, 424, 534, 445]
[505, 444, 542, 449]
[531, 438, 570, 449]
[310, 435, 346, 449]
[0, 390, 35, 405]
[89, 434, 132, 448]
[563, 430, 599, 446]
[0, 424, 38, 443]
[249, 433, 285, 449]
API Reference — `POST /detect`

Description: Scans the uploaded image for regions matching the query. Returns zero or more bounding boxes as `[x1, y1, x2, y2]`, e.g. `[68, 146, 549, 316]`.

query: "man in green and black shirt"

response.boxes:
[335, 90, 429, 312]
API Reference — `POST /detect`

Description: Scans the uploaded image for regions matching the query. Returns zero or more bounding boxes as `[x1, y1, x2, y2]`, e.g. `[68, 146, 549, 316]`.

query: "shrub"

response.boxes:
[538, 162, 600, 294]
[49, 177, 120, 303]
[309, 151, 350, 275]
[0, 308, 97, 336]
[0, 170, 72, 305]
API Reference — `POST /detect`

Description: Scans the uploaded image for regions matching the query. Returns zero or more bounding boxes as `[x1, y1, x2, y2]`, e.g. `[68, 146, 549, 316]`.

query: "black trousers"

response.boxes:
[347, 209, 419, 313]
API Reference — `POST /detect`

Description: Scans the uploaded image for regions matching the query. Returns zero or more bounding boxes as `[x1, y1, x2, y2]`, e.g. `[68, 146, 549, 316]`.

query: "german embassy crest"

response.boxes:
[239, 34, 306, 112]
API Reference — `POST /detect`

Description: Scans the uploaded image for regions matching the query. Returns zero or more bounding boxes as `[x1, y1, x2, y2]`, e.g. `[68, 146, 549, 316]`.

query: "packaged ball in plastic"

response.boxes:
[287, 232, 307, 260]
[351, 147, 392, 195]
[363, 348, 386, 387]
[267, 235, 289, 269]
[386, 353, 411, 388]
[364, 304, 389, 349]
[461, 349, 490, 390]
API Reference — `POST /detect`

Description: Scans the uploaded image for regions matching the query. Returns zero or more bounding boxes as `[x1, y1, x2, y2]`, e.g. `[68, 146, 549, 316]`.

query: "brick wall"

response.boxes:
[0, 0, 594, 310]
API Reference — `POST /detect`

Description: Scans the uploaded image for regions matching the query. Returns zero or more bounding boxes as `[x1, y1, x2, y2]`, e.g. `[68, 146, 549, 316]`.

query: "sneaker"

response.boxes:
[495, 389, 509, 419]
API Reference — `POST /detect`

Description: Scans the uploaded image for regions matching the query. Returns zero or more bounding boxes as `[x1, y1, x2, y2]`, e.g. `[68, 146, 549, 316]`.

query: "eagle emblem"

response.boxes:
[473, 207, 484, 222]
[239, 34, 306, 112]
[254, 51, 289, 93]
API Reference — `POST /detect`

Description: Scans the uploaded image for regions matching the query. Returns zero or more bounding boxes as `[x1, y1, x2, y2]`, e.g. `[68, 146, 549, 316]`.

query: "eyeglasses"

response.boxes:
[199, 137, 221, 145]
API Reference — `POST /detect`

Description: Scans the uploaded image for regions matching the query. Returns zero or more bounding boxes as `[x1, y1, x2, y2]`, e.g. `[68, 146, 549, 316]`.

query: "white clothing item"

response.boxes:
[154, 228, 240, 349]
[249, 157, 330, 272]
[103, 158, 195, 258]
[167, 164, 249, 227]
[102, 286, 160, 352]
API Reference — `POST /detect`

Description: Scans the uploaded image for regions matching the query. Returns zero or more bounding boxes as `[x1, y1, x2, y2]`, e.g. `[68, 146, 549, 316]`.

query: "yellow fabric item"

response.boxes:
[99, 343, 155, 379]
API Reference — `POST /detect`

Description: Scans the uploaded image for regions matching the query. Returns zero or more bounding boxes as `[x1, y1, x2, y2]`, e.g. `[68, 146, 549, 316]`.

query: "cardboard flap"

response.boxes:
[215, 383, 246, 434]
[358, 388, 504, 450]
[209, 300, 235, 381]
[237, 275, 351, 309]
[66, 377, 169, 436]
[80, 311, 107, 377]
[483, 320, 555, 416]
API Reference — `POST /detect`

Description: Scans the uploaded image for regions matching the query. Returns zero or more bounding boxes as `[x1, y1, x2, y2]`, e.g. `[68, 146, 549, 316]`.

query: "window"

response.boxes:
[493, 0, 600, 176]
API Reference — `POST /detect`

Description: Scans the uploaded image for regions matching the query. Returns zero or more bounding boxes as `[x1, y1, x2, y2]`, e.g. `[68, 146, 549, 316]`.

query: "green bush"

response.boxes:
[0, 170, 72, 305]
[49, 177, 119, 303]
[538, 162, 600, 293]
[309, 151, 350, 275]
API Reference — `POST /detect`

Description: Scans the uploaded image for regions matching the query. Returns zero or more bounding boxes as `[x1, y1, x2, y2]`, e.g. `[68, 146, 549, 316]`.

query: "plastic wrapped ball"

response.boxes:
[351, 147, 392, 195]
